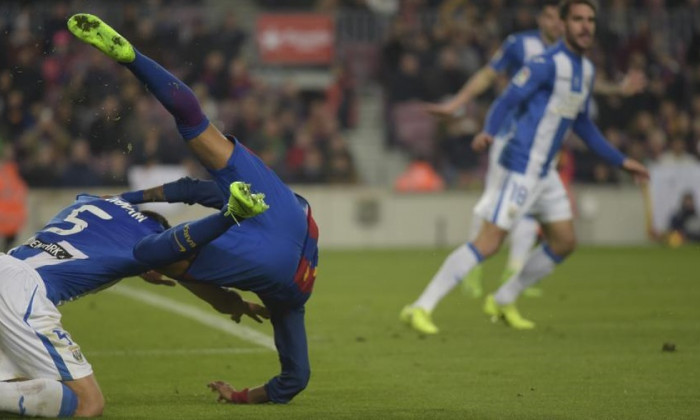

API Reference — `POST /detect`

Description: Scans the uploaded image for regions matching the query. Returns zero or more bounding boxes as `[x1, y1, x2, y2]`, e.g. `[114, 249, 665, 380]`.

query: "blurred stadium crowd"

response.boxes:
[2, 0, 700, 189]
[0, 1, 358, 188]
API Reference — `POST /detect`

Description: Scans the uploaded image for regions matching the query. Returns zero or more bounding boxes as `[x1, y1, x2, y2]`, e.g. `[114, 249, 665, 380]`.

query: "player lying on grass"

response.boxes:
[68, 13, 320, 405]
[0, 182, 269, 418]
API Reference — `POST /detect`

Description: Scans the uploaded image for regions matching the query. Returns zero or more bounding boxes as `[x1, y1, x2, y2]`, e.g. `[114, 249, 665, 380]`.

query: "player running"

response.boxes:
[404, 0, 646, 335]
[67, 13, 319, 405]
[0, 182, 268, 418]
[403, 0, 648, 332]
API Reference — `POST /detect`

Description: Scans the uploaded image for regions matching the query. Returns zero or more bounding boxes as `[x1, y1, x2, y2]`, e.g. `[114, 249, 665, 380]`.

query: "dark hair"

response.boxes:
[541, 0, 560, 9]
[559, 0, 597, 19]
[141, 210, 171, 229]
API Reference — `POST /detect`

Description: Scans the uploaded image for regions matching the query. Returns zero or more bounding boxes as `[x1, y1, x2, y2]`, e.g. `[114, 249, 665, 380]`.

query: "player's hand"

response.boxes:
[139, 270, 177, 287]
[207, 381, 237, 403]
[622, 158, 649, 182]
[472, 132, 494, 152]
[424, 101, 458, 119]
[620, 69, 647, 96]
[230, 300, 270, 324]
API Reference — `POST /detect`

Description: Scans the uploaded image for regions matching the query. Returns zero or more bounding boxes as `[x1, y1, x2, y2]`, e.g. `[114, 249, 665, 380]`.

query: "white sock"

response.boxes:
[414, 244, 482, 312]
[506, 216, 539, 273]
[494, 244, 564, 305]
[0, 379, 78, 417]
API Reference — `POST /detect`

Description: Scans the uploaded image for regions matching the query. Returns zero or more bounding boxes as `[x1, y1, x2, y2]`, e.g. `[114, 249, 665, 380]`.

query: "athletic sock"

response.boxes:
[414, 243, 483, 312]
[494, 243, 565, 305]
[124, 50, 209, 140]
[0, 379, 78, 417]
[505, 216, 539, 275]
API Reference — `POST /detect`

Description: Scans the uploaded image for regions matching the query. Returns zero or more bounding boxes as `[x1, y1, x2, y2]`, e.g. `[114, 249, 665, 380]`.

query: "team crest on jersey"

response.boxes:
[513, 67, 531, 87]
[70, 346, 84, 362]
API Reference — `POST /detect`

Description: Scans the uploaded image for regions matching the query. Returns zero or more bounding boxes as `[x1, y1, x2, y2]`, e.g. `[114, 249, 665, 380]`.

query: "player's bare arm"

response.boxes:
[178, 281, 270, 323]
[472, 132, 495, 152]
[593, 68, 647, 96]
[425, 66, 498, 118]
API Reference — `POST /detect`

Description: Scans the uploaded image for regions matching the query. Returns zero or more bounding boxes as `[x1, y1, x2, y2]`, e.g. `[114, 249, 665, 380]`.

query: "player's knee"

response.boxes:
[289, 368, 311, 395]
[75, 389, 105, 417]
[550, 236, 576, 256]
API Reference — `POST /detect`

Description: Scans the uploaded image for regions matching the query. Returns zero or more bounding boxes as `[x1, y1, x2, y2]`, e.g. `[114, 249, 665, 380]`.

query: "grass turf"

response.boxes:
[50, 246, 699, 419]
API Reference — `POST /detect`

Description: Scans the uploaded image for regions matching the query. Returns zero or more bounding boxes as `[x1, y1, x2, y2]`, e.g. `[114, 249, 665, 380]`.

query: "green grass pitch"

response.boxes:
[49, 246, 699, 419]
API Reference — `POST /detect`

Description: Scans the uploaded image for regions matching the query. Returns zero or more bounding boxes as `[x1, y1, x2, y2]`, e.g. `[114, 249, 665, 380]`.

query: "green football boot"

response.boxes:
[67, 14, 135, 63]
[400, 306, 439, 335]
[224, 182, 269, 223]
[499, 304, 535, 330]
[483, 294, 535, 330]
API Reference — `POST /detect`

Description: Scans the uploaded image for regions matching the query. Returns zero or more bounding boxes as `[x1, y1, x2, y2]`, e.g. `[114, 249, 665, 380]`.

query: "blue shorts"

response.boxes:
[185, 137, 318, 307]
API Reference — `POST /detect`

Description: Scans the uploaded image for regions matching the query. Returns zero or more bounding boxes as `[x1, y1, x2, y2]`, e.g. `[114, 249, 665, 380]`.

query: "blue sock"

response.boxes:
[58, 384, 78, 417]
[124, 50, 209, 140]
[133, 211, 235, 266]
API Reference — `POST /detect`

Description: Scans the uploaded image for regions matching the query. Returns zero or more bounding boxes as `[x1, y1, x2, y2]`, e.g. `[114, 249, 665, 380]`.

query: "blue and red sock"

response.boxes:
[125, 50, 209, 140]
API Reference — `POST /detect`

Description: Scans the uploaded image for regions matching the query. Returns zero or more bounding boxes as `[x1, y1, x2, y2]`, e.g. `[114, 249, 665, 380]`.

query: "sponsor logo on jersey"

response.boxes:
[25, 238, 73, 260]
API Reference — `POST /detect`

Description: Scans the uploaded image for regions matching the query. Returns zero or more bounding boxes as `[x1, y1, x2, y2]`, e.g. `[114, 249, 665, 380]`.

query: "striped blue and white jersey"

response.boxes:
[9, 194, 165, 305]
[484, 41, 625, 178]
[489, 30, 548, 139]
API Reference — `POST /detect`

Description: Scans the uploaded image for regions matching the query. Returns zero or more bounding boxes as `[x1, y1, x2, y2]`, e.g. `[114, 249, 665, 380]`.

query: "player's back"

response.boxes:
[188, 137, 316, 307]
[10, 194, 165, 305]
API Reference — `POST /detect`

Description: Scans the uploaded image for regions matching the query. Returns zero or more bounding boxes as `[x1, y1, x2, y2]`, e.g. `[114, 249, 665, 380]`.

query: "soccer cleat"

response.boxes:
[67, 14, 135, 63]
[483, 294, 500, 318]
[400, 306, 439, 335]
[224, 182, 269, 223]
[483, 294, 535, 330]
[461, 265, 484, 299]
[500, 304, 535, 330]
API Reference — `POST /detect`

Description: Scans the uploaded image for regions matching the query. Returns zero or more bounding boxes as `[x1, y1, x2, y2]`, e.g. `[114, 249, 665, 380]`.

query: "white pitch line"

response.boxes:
[88, 347, 267, 357]
[109, 284, 275, 351]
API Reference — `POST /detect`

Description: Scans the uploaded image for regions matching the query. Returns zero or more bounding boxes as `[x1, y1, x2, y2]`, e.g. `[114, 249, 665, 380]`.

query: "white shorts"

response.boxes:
[474, 165, 572, 230]
[0, 254, 93, 382]
[484, 136, 507, 191]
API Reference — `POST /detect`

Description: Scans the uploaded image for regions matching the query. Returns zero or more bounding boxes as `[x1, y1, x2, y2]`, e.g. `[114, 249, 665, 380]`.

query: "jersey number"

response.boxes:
[24, 205, 113, 269]
[44, 205, 113, 236]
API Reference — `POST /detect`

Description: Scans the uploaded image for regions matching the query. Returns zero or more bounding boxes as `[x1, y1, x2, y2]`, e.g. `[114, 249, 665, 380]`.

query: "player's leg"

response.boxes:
[0, 256, 99, 417]
[401, 220, 507, 334]
[489, 174, 574, 329]
[0, 378, 80, 417]
[461, 212, 485, 298]
[67, 14, 232, 170]
[504, 215, 543, 297]
[493, 219, 573, 307]
[462, 137, 508, 298]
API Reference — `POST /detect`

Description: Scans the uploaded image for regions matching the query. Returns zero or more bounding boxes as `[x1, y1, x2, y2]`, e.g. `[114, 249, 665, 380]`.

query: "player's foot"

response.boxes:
[400, 306, 439, 335]
[461, 265, 483, 298]
[483, 294, 500, 318]
[224, 182, 269, 222]
[500, 304, 535, 330]
[67, 14, 135, 63]
[483, 294, 535, 330]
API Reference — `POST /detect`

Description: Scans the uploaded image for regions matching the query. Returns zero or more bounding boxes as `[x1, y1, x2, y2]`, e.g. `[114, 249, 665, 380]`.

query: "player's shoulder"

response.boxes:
[509, 30, 541, 44]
